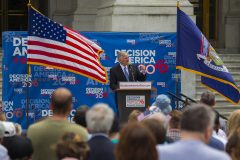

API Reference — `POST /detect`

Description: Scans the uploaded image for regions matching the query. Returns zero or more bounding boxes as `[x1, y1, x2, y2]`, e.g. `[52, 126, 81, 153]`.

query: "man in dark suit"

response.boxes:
[110, 51, 147, 116]
[86, 103, 115, 160]
[110, 51, 147, 90]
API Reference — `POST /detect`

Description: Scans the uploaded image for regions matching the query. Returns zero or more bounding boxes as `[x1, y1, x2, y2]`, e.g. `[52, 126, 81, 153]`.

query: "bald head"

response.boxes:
[51, 88, 72, 115]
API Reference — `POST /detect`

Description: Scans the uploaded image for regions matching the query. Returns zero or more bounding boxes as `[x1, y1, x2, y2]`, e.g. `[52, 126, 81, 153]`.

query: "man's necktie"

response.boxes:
[123, 66, 129, 81]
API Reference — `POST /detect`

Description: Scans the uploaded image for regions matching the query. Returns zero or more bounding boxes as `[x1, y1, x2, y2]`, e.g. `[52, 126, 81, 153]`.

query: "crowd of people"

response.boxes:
[0, 88, 239, 160]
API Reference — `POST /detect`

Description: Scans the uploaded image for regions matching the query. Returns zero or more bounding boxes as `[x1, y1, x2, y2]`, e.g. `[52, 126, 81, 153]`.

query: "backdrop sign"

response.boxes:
[2, 31, 178, 129]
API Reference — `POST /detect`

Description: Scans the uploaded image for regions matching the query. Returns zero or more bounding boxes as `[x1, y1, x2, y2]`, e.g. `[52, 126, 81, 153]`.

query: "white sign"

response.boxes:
[119, 82, 151, 89]
[126, 95, 145, 107]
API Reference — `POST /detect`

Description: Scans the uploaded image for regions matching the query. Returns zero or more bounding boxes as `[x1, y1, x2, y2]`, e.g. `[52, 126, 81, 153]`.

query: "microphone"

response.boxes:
[128, 64, 135, 81]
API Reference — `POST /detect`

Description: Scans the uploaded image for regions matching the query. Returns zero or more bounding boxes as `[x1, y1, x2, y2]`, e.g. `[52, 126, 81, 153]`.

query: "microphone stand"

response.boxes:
[129, 64, 135, 81]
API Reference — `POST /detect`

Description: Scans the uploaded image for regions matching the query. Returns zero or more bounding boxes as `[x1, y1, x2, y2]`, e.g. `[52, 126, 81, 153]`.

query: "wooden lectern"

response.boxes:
[116, 82, 154, 123]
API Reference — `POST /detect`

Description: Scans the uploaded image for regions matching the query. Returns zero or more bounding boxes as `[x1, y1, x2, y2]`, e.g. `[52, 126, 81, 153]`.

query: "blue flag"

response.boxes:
[176, 8, 239, 104]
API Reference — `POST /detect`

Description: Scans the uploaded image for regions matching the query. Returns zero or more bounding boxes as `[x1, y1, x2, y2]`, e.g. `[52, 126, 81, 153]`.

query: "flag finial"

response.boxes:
[177, 0, 180, 8]
[27, 0, 31, 7]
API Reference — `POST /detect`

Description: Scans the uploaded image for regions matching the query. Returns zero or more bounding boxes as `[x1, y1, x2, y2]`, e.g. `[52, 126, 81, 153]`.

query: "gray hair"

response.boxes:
[181, 104, 215, 133]
[86, 103, 114, 133]
[117, 51, 128, 60]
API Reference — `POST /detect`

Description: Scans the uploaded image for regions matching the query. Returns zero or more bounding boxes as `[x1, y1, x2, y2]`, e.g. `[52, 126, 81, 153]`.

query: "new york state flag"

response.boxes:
[176, 8, 239, 104]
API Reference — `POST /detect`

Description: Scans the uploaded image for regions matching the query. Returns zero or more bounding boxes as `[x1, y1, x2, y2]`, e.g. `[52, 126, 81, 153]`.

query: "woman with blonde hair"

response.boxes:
[226, 129, 240, 160]
[227, 109, 240, 137]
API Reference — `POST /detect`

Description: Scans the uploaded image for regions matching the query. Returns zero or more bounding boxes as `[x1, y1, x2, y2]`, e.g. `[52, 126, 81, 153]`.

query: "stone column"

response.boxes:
[217, 0, 229, 48]
[71, 0, 101, 31]
[48, 0, 77, 28]
[225, 0, 240, 53]
[96, 0, 193, 32]
[49, 0, 100, 31]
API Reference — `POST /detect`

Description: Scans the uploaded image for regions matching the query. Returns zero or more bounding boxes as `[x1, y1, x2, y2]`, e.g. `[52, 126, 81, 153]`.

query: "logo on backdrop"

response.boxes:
[12, 37, 28, 64]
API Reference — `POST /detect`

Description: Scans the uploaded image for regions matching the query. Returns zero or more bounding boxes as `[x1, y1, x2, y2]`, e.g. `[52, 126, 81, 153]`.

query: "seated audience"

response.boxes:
[115, 122, 158, 160]
[157, 104, 231, 160]
[86, 103, 115, 160]
[55, 132, 89, 160]
[27, 88, 88, 160]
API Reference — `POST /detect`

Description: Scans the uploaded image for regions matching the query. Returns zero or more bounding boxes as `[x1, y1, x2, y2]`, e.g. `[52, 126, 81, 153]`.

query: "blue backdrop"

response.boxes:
[2, 31, 178, 129]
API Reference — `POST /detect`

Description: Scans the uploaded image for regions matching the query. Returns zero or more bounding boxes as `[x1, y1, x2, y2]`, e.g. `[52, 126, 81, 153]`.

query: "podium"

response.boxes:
[116, 82, 154, 123]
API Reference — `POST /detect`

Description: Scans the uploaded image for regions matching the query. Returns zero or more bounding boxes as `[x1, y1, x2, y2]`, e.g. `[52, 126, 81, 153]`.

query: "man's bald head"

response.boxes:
[51, 88, 72, 115]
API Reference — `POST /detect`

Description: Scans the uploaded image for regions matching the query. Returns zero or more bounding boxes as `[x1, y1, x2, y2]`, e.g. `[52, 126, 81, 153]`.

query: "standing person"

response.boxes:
[200, 91, 227, 134]
[27, 87, 88, 160]
[86, 103, 115, 160]
[200, 91, 227, 150]
[166, 110, 182, 142]
[110, 51, 146, 114]
[110, 51, 146, 91]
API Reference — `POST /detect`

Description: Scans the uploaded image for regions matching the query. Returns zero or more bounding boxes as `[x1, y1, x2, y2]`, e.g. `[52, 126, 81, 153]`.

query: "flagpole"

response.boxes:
[175, 71, 179, 110]
[175, 0, 180, 110]
[26, 0, 31, 128]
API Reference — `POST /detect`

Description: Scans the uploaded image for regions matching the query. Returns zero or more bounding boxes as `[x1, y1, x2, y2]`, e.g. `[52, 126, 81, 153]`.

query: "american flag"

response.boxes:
[27, 7, 108, 84]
